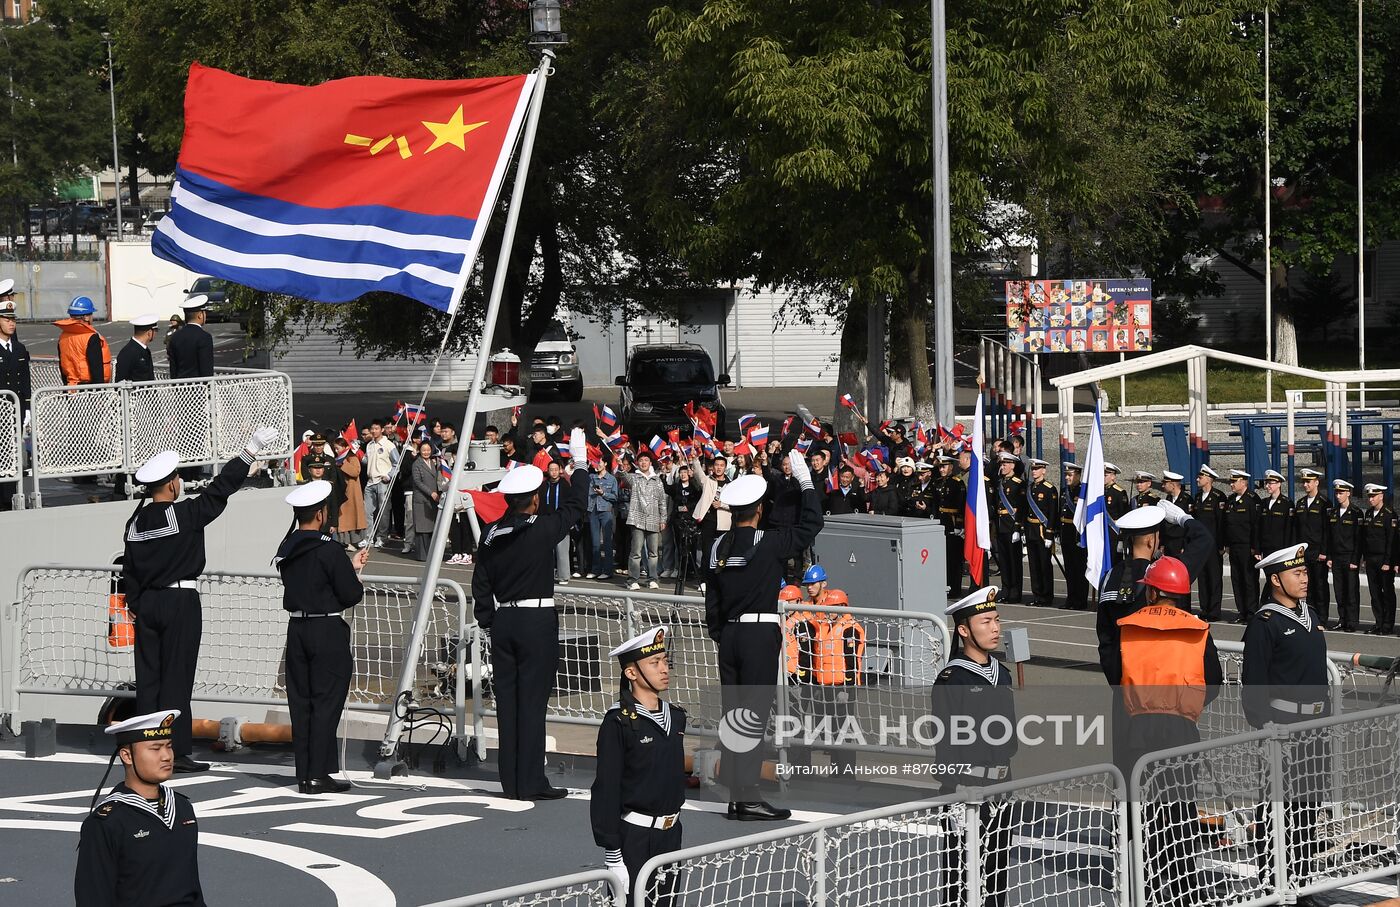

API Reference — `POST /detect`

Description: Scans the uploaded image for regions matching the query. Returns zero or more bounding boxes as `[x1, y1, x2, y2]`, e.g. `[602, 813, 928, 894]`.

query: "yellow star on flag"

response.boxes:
[422, 105, 488, 154]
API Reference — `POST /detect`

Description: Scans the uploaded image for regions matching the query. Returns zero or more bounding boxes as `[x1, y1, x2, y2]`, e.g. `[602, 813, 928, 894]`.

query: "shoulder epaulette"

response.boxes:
[95, 803, 114, 818]
[937, 667, 954, 681]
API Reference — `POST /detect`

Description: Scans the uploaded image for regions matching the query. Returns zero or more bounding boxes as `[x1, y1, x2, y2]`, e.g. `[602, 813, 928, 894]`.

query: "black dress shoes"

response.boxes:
[730, 801, 791, 821]
[530, 785, 569, 800]
[298, 777, 352, 795]
[172, 756, 210, 773]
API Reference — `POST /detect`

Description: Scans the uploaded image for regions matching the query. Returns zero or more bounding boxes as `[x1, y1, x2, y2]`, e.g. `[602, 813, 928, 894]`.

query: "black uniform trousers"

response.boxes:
[285, 615, 352, 781]
[490, 606, 559, 799]
[1227, 545, 1258, 620]
[1060, 537, 1089, 609]
[621, 821, 682, 905]
[994, 531, 1023, 601]
[1332, 563, 1361, 630]
[717, 622, 781, 799]
[132, 588, 201, 756]
[1198, 549, 1224, 620]
[1365, 563, 1395, 632]
[945, 531, 964, 598]
[938, 795, 1013, 907]
[1025, 529, 1053, 606]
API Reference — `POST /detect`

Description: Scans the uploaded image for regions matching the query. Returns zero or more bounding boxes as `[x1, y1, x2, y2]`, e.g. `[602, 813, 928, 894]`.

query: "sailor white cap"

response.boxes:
[285, 480, 332, 508]
[997, 452, 1018, 463]
[915, 460, 934, 470]
[1230, 469, 1251, 480]
[1198, 465, 1221, 479]
[1162, 470, 1184, 482]
[498, 463, 544, 495]
[1364, 483, 1387, 495]
[1263, 469, 1284, 482]
[106, 709, 180, 746]
[936, 454, 956, 464]
[1298, 468, 1322, 480]
[1028, 458, 1048, 468]
[181, 294, 209, 311]
[0, 277, 13, 296]
[130, 313, 160, 329]
[302, 430, 314, 441]
[1333, 478, 1354, 491]
[135, 450, 181, 485]
[609, 625, 668, 664]
[1063, 461, 1082, 472]
[720, 473, 767, 507]
[1257, 543, 1308, 575]
[1104, 462, 1121, 474]
[1134, 470, 1156, 482]
[1116, 506, 1165, 534]
[947, 586, 999, 619]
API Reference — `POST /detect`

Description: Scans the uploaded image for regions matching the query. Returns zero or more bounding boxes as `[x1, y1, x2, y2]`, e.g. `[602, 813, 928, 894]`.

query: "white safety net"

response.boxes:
[0, 389, 20, 481]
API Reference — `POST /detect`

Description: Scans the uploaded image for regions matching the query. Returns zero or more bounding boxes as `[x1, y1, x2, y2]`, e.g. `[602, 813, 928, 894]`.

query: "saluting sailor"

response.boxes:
[1241, 543, 1330, 907]
[706, 450, 823, 821]
[275, 480, 369, 795]
[472, 429, 588, 800]
[932, 586, 1016, 907]
[591, 626, 687, 905]
[76, 709, 206, 907]
[123, 428, 278, 772]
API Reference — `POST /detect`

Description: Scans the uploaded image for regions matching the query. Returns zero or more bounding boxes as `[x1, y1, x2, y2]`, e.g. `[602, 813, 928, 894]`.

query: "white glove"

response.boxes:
[1045, 538, 1054, 549]
[568, 427, 587, 466]
[787, 449, 812, 488]
[952, 528, 964, 539]
[605, 860, 630, 899]
[245, 426, 280, 455]
[1157, 498, 1189, 526]
[1011, 532, 1020, 544]
[22, 410, 30, 433]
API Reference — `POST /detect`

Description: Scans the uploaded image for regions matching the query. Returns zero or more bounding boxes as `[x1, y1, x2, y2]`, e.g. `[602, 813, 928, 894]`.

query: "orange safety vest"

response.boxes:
[1116, 604, 1209, 720]
[784, 610, 820, 678]
[811, 612, 865, 686]
[108, 593, 134, 648]
[55, 318, 112, 385]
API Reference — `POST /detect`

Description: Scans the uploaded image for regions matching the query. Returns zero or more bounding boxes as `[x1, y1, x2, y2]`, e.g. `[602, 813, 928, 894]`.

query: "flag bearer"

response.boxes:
[1024, 458, 1058, 606]
[1059, 463, 1089, 610]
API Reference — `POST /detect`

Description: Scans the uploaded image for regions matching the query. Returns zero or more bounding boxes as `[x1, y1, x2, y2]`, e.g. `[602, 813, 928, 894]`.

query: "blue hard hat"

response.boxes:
[68, 296, 95, 316]
[802, 564, 828, 584]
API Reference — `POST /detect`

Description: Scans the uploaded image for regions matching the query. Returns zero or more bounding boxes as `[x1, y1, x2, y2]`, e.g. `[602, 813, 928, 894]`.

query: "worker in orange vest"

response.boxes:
[55, 296, 111, 385]
[1116, 555, 1224, 906]
[785, 565, 864, 771]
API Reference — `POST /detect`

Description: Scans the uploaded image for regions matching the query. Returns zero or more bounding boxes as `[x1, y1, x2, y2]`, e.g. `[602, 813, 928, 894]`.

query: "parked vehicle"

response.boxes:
[615, 343, 729, 440]
[528, 322, 584, 401]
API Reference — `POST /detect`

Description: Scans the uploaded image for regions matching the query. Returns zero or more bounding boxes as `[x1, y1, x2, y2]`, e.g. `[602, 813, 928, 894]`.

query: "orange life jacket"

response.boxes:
[55, 318, 111, 384]
[108, 593, 134, 648]
[1116, 604, 1209, 720]
[811, 611, 865, 686]
[784, 609, 820, 678]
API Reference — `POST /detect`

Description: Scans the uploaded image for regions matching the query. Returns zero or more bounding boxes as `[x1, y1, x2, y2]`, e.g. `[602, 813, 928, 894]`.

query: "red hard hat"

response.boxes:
[1139, 556, 1191, 596]
[778, 585, 803, 602]
[822, 589, 849, 606]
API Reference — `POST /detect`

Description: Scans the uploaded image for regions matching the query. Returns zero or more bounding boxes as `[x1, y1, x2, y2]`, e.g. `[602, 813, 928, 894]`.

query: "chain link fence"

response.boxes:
[28, 370, 293, 480]
[420, 870, 619, 907]
[0, 390, 20, 483]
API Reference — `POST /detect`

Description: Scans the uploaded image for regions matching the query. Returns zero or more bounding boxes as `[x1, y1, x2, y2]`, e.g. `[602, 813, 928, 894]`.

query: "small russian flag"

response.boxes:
[439, 459, 453, 479]
[795, 436, 813, 454]
[825, 469, 838, 492]
[738, 413, 757, 435]
[839, 393, 857, 409]
[403, 403, 426, 424]
[748, 424, 769, 447]
[648, 435, 668, 459]
[593, 404, 618, 431]
[603, 430, 627, 451]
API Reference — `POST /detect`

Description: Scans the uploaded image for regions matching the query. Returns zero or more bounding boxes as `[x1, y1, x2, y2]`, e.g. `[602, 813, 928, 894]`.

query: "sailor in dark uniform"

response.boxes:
[592, 626, 687, 905]
[1058, 462, 1089, 610]
[992, 452, 1026, 602]
[1242, 543, 1331, 907]
[274, 480, 369, 795]
[1131, 470, 1160, 509]
[1292, 468, 1331, 626]
[1257, 470, 1294, 601]
[123, 428, 277, 772]
[1222, 469, 1261, 622]
[934, 455, 966, 596]
[1360, 484, 1397, 634]
[166, 295, 213, 380]
[1103, 463, 1130, 553]
[0, 287, 31, 511]
[706, 451, 823, 821]
[114, 314, 158, 383]
[1194, 465, 1228, 620]
[76, 709, 206, 907]
[472, 429, 589, 800]
[1158, 471, 1194, 557]
[932, 586, 1017, 907]
[1328, 479, 1363, 632]
[1024, 458, 1058, 606]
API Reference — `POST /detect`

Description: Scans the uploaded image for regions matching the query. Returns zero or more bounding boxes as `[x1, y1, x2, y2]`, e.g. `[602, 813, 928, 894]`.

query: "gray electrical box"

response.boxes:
[812, 514, 948, 617]
[1003, 627, 1031, 664]
[812, 515, 949, 686]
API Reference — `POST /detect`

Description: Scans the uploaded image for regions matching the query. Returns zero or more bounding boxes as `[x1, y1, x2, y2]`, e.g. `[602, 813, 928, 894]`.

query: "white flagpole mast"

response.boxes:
[376, 51, 555, 777]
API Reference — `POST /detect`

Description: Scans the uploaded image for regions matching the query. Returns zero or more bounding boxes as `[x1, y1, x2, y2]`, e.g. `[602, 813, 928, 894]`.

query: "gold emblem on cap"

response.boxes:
[985, 588, 998, 603]
[161, 713, 174, 728]
[654, 629, 665, 645]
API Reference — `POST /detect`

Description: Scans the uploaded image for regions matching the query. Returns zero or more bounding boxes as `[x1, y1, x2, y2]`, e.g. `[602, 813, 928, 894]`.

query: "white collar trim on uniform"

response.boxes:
[126, 503, 180, 542]
[1260, 601, 1312, 631]
[96, 784, 177, 830]
[947, 656, 1001, 684]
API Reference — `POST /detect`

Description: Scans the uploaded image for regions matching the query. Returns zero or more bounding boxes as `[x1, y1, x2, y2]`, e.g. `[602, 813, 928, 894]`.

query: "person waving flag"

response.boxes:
[964, 393, 992, 586]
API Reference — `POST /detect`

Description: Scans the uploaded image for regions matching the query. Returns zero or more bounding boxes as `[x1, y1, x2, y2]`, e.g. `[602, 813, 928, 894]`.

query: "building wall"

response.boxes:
[723, 286, 841, 387]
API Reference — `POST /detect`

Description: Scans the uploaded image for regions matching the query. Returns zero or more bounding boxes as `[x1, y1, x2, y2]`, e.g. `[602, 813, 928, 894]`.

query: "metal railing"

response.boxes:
[1130, 704, 1400, 907]
[978, 335, 1045, 460]
[27, 369, 294, 483]
[4, 565, 469, 742]
[633, 763, 1128, 907]
[420, 870, 619, 907]
[0, 389, 19, 485]
[28, 355, 169, 390]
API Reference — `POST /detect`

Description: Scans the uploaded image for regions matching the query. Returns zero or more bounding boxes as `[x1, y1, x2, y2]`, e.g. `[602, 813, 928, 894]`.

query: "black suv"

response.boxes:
[616, 344, 730, 440]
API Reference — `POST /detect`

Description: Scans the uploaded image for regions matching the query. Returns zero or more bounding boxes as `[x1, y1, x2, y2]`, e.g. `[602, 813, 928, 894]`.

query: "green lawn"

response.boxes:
[1101, 349, 1400, 408]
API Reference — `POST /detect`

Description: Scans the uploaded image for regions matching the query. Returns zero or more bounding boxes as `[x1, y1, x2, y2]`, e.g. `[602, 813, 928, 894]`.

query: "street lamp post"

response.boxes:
[930, 0, 954, 427]
[102, 32, 122, 241]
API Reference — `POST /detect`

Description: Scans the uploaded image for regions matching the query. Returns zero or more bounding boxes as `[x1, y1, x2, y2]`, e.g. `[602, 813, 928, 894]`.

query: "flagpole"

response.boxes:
[375, 51, 555, 777]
